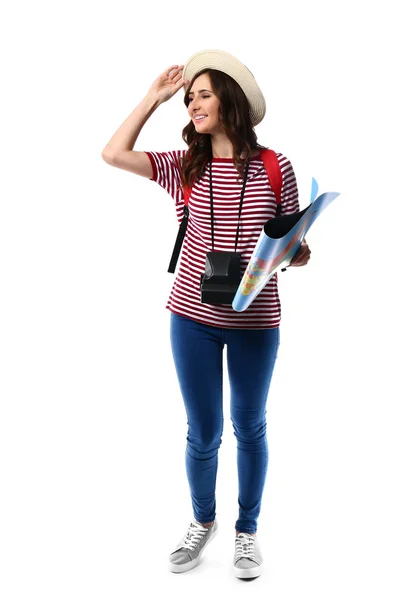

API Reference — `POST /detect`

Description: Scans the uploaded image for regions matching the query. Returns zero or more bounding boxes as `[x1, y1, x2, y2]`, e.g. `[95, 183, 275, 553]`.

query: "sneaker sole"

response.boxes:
[233, 562, 263, 578]
[168, 526, 218, 573]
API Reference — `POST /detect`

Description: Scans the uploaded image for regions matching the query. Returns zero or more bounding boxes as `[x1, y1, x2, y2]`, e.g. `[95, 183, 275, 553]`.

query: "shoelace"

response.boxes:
[181, 521, 209, 551]
[235, 533, 256, 559]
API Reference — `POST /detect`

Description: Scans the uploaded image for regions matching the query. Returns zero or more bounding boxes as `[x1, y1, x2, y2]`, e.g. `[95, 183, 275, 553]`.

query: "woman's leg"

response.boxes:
[170, 313, 224, 525]
[225, 326, 280, 534]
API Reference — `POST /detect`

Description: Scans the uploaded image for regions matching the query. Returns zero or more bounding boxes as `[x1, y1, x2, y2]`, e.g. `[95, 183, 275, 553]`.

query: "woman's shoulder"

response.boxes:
[259, 148, 293, 167]
[249, 147, 287, 161]
[147, 148, 188, 173]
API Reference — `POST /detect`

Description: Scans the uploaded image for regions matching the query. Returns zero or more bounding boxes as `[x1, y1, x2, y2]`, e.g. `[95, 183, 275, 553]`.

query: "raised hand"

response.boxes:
[147, 64, 189, 104]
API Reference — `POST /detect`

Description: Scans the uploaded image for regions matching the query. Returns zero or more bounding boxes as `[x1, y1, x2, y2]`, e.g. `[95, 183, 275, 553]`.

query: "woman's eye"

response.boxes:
[188, 95, 210, 103]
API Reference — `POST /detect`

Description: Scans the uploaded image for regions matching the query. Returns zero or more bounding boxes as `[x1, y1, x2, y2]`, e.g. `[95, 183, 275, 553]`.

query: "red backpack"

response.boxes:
[168, 148, 283, 273]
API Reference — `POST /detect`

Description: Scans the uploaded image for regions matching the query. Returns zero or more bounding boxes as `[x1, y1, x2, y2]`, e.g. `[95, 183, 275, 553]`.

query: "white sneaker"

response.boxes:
[168, 519, 218, 573]
[233, 533, 263, 579]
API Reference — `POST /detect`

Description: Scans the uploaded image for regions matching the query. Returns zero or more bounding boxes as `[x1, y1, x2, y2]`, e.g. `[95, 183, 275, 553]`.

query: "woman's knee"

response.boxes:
[186, 426, 223, 456]
[231, 417, 267, 443]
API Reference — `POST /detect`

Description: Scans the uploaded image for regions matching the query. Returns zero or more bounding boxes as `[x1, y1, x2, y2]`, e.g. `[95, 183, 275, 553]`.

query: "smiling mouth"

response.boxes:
[194, 115, 207, 122]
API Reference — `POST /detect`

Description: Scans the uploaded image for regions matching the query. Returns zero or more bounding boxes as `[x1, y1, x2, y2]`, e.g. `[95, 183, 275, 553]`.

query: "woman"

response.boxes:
[101, 49, 310, 579]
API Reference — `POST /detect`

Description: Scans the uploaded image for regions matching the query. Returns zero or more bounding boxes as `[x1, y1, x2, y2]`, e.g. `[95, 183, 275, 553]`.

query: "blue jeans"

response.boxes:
[170, 312, 280, 534]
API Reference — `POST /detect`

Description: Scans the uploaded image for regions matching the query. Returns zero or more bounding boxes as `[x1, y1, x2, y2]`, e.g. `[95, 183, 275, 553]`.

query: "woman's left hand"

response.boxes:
[290, 241, 311, 267]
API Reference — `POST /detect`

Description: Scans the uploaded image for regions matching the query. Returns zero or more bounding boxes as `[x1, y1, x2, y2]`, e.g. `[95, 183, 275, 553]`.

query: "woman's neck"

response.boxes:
[212, 148, 259, 159]
[211, 137, 234, 158]
[211, 136, 258, 159]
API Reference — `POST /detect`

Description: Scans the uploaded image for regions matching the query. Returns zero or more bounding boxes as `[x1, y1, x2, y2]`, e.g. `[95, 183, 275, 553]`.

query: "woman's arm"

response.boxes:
[101, 95, 161, 178]
[101, 65, 187, 179]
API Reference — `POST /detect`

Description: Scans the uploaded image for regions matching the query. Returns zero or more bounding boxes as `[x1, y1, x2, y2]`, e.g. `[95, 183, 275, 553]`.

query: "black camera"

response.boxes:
[200, 251, 242, 304]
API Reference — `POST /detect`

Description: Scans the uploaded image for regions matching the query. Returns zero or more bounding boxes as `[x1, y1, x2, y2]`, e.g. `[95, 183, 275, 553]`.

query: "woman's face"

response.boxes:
[187, 73, 223, 135]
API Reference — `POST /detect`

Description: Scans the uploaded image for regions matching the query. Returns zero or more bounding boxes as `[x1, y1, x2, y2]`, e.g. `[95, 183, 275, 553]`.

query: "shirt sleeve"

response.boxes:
[276, 154, 300, 216]
[143, 149, 186, 206]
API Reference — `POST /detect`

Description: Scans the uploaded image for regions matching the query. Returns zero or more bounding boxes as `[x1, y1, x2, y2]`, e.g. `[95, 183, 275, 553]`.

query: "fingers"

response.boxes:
[164, 65, 184, 79]
[290, 244, 311, 267]
[172, 67, 187, 86]
[163, 64, 180, 75]
[167, 66, 188, 92]
[291, 253, 311, 266]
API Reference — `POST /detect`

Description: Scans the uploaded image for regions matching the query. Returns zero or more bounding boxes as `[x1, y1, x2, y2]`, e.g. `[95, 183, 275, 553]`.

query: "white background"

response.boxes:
[1, 1, 399, 598]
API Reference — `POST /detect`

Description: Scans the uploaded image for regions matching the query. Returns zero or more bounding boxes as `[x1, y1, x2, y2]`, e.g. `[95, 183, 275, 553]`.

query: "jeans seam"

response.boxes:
[220, 328, 224, 440]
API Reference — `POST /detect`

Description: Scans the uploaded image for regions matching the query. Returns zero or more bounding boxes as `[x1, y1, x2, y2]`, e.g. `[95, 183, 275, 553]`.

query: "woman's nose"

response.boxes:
[190, 99, 200, 112]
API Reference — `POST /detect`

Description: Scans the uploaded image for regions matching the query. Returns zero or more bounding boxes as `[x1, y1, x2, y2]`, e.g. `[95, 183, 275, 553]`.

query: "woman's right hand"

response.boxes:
[147, 65, 189, 105]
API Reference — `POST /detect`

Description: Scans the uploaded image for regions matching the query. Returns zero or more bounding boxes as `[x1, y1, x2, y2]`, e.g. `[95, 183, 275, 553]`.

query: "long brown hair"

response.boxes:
[180, 68, 267, 188]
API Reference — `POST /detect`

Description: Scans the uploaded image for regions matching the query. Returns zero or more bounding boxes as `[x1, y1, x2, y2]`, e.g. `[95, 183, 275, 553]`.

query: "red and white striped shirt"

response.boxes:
[145, 149, 300, 329]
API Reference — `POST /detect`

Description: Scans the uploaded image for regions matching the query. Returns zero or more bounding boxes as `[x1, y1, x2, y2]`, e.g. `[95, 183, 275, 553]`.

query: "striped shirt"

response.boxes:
[144, 149, 300, 329]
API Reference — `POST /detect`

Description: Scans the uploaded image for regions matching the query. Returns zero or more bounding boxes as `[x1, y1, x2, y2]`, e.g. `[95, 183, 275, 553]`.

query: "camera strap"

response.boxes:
[168, 149, 283, 273]
[210, 158, 250, 253]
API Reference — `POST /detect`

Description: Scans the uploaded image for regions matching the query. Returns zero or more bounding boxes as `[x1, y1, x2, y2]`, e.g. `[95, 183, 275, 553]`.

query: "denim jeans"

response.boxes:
[170, 312, 280, 534]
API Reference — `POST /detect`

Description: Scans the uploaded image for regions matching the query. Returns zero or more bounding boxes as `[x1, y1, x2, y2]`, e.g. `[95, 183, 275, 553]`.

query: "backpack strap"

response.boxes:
[183, 186, 191, 206]
[260, 149, 282, 216]
[167, 202, 189, 273]
[167, 149, 283, 273]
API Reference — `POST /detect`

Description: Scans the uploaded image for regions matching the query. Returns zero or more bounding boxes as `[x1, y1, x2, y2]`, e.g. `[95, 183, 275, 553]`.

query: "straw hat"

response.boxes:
[182, 49, 266, 127]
